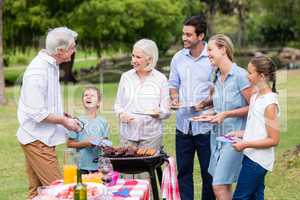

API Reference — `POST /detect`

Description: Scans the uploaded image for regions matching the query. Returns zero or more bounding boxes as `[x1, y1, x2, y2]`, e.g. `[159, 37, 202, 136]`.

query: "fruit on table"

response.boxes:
[56, 185, 102, 200]
[82, 172, 103, 183]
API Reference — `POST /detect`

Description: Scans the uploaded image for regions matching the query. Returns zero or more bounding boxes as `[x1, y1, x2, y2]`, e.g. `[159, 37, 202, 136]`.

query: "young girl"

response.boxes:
[232, 55, 280, 200]
[67, 86, 110, 174]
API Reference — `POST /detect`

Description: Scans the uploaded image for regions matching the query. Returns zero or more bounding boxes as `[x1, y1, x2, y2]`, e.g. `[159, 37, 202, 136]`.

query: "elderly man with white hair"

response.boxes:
[17, 27, 81, 199]
[114, 38, 171, 150]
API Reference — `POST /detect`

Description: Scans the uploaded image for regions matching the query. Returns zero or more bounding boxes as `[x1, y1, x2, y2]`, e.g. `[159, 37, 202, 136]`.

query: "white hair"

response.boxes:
[133, 39, 159, 70]
[45, 27, 78, 55]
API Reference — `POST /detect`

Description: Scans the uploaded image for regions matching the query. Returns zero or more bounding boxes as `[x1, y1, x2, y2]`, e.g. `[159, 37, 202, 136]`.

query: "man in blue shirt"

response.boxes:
[169, 15, 215, 200]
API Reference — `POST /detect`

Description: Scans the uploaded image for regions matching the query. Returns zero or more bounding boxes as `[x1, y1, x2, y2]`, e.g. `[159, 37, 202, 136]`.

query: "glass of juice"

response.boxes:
[63, 148, 78, 184]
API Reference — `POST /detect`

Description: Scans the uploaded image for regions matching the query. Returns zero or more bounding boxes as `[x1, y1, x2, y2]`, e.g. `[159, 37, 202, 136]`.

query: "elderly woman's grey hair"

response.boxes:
[133, 39, 159, 70]
[45, 27, 78, 55]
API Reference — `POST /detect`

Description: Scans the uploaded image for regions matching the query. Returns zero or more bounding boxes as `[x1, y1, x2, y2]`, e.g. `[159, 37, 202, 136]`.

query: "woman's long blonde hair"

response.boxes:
[209, 34, 234, 61]
[209, 34, 234, 84]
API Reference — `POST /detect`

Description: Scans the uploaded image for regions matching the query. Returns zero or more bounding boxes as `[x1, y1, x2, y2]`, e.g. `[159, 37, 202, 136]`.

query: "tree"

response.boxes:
[3, 0, 184, 82]
[236, 1, 249, 47]
[201, 0, 218, 36]
[226, 0, 252, 48]
[68, 0, 183, 56]
[0, 0, 5, 105]
[259, 0, 300, 46]
[183, 0, 218, 36]
[3, 0, 82, 50]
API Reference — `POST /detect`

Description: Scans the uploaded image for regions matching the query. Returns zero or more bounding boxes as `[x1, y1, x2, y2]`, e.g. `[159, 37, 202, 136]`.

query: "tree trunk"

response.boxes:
[235, 0, 252, 48]
[237, 4, 246, 48]
[0, 0, 6, 105]
[205, 0, 218, 36]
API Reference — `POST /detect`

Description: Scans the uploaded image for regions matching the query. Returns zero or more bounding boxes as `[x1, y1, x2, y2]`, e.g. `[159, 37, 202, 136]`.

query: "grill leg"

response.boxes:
[149, 169, 159, 200]
[156, 166, 163, 187]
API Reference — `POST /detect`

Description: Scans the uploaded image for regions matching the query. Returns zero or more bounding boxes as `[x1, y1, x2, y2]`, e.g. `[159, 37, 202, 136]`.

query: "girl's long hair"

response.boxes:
[250, 55, 277, 93]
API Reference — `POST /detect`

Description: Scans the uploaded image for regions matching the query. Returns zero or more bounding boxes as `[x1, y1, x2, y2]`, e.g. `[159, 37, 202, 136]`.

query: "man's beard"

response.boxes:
[184, 40, 201, 49]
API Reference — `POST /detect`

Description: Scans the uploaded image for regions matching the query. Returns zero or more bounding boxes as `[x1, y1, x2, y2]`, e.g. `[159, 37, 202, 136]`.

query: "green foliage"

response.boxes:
[4, 66, 25, 85]
[4, 48, 37, 67]
[214, 11, 238, 38]
[3, 0, 300, 61]
[181, 0, 205, 16]
[68, 0, 184, 55]
[4, 0, 56, 49]
[257, 0, 300, 46]
[73, 59, 98, 71]
[4, 0, 184, 55]
[242, 12, 265, 45]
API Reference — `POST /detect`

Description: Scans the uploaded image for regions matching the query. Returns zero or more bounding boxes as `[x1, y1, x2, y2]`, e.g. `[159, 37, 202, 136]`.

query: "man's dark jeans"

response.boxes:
[176, 129, 215, 200]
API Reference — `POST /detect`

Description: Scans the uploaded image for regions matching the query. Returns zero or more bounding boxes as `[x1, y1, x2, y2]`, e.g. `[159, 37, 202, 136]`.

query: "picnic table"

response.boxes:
[33, 179, 150, 200]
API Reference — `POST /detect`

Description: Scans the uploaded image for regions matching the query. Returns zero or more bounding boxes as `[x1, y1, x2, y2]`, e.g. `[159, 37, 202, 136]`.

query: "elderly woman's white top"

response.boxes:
[114, 68, 171, 141]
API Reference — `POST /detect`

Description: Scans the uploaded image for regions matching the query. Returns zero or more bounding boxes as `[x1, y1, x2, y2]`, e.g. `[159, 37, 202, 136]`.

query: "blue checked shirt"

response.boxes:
[169, 44, 214, 135]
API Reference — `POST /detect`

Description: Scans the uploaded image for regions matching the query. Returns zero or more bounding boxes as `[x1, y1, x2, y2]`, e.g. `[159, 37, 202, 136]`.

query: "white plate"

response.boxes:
[171, 103, 196, 109]
[132, 111, 159, 115]
[189, 115, 214, 122]
[89, 138, 112, 147]
[216, 136, 241, 143]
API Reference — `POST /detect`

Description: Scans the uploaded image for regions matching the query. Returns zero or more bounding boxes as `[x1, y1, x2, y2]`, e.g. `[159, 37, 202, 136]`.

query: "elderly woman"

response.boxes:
[114, 39, 170, 150]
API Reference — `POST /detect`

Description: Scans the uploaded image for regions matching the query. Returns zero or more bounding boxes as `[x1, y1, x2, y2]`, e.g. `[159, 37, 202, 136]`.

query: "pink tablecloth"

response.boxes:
[110, 179, 150, 200]
[33, 179, 150, 200]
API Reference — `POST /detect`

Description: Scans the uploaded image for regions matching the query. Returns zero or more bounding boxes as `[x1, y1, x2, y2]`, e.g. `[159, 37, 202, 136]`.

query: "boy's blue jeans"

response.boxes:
[233, 156, 267, 200]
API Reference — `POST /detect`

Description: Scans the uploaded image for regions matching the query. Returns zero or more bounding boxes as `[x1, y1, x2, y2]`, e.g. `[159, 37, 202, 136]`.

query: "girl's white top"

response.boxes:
[243, 92, 280, 171]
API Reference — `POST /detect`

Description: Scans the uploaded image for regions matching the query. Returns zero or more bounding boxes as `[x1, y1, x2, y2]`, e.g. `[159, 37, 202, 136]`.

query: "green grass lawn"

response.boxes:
[0, 70, 299, 200]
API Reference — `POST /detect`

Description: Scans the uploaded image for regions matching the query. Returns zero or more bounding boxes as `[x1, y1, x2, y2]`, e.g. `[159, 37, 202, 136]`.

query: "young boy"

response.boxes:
[67, 86, 110, 174]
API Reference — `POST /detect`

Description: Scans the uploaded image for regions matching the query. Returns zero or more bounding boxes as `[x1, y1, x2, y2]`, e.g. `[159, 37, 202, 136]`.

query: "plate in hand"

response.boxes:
[90, 137, 112, 147]
[132, 110, 159, 116]
[189, 115, 214, 122]
[216, 135, 241, 143]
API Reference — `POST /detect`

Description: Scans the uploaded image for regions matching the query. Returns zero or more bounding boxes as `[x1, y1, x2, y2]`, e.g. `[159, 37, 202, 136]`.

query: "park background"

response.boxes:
[0, 0, 299, 199]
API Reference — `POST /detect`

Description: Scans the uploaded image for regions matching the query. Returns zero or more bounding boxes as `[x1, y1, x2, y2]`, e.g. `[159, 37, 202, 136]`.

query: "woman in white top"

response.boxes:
[231, 55, 280, 200]
[114, 39, 171, 150]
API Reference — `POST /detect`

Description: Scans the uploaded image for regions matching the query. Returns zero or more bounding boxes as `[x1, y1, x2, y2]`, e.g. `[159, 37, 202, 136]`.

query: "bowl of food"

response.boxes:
[36, 182, 110, 200]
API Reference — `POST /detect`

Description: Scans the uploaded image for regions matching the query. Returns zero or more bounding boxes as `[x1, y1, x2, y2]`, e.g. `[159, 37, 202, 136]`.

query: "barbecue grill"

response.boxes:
[99, 150, 169, 200]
